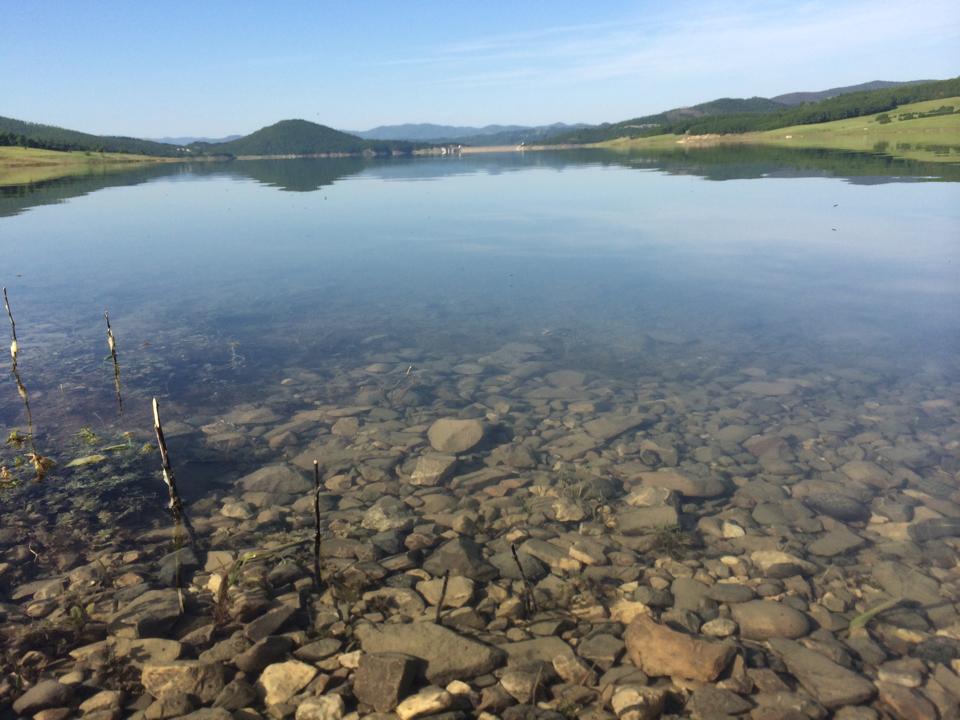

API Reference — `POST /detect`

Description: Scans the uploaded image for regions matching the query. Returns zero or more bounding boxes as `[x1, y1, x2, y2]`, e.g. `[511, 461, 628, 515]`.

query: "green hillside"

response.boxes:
[191, 119, 417, 157]
[551, 97, 786, 144]
[554, 77, 960, 144]
[0, 116, 183, 156]
[601, 96, 960, 163]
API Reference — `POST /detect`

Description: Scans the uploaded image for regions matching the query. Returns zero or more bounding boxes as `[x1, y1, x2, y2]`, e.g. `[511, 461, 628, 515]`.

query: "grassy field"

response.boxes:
[600, 96, 960, 163]
[0, 146, 178, 186]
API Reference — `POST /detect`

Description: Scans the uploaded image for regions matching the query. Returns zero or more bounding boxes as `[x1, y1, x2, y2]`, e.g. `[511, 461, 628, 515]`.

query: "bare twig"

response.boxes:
[435, 570, 450, 625]
[313, 459, 322, 589]
[3, 287, 18, 359]
[152, 398, 196, 545]
[4, 287, 46, 477]
[511, 543, 538, 615]
[104, 310, 123, 415]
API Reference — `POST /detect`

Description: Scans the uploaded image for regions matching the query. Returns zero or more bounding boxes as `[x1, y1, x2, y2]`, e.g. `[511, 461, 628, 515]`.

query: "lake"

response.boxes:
[1, 147, 959, 716]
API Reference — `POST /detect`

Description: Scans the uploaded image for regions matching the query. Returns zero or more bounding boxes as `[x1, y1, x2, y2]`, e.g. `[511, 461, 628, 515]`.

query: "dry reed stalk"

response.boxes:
[104, 311, 123, 415]
[152, 398, 196, 545]
[511, 543, 538, 615]
[435, 570, 450, 625]
[3, 287, 51, 479]
[313, 459, 322, 589]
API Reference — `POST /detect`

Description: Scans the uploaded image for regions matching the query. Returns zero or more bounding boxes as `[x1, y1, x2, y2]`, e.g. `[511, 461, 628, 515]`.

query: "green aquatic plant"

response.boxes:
[77, 427, 100, 446]
[0, 465, 16, 489]
[26, 452, 55, 482]
[5, 429, 27, 448]
[650, 524, 695, 559]
[848, 597, 904, 632]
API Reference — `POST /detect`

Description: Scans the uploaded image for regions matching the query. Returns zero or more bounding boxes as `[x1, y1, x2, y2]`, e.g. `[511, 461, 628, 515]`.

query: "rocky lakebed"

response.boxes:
[1, 338, 959, 720]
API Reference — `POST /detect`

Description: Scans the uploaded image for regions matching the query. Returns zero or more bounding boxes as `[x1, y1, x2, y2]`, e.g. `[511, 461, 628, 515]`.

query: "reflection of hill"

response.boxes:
[0, 163, 196, 218]
[1, 146, 957, 217]
[605, 145, 960, 183]
[225, 158, 369, 191]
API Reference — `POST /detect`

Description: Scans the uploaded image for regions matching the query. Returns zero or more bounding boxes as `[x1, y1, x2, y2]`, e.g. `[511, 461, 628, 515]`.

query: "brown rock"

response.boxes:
[141, 661, 227, 703]
[353, 652, 420, 712]
[427, 419, 485, 453]
[731, 601, 810, 640]
[768, 638, 875, 709]
[623, 615, 735, 682]
[635, 470, 726, 498]
[356, 622, 503, 685]
[876, 681, 937, 720]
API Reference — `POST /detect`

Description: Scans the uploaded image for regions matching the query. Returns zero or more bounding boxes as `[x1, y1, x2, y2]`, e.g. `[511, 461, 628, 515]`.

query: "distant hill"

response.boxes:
[0, 117, 418, 159]
[353, 122, 591, 146]
[548, 78, 958, 144]
[0, 116, 184, 156]
[353, 123, 529, 141]
[189, 119, 417, 156]
[771, 79, 934, 106]
[152, 134, 242, 145]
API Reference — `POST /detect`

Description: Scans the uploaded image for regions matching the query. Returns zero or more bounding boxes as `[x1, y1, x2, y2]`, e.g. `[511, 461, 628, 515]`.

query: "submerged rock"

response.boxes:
[427, 418, 485, 453]
[355, 622, 504, 685]
[238, 464, 312, 495]
[768, 638, 875, 709]
[623, 615, 735, 682]
[731, 600, 810, 640]
[108, 588, 182, 637]
[12, 680, 74, 716]
[141, 661, 228, 703]
[353, 652, 420, 712]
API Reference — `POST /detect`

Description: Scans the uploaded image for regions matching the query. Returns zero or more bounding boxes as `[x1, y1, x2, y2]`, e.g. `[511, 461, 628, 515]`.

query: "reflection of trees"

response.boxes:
[607, 145, 960, 183]
[0, 163, 195, 218]
[3, 146, 957, 217]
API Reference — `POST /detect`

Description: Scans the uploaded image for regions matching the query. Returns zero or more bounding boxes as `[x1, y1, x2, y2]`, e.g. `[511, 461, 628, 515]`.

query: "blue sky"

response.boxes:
[3, 0, 958, 136]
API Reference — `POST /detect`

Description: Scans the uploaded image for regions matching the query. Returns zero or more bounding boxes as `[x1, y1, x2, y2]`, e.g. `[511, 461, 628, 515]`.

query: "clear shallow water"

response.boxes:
[0, 148, 958, 499]
[3, 147, 960, 717]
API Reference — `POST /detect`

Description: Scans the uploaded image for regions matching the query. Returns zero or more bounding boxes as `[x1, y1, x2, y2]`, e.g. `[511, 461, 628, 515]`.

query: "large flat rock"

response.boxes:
[768, 638, 875, 709]
[355, 622, 504, 685]
[237, 464, 312, 495]
[624, 615, 734, 682]
[108, 589, 181, 638]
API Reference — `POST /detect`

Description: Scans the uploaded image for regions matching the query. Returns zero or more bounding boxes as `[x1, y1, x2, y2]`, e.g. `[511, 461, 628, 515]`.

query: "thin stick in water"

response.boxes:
[3, 287, 34, 444]
[313, 459, 322, 589]
[152, 398, 196, 545]
[435, 570, 450, 625]
[4, 287, 47, 478]
[104, 310, 123, 415]
[511, 543, 538, 615]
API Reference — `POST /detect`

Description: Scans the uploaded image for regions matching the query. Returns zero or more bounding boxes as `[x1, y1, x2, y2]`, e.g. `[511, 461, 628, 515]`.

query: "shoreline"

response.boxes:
[4, 121, 957, 188]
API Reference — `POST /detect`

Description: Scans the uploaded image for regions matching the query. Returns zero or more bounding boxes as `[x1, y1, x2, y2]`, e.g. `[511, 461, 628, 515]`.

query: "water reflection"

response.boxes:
[3, 146, 959, 219]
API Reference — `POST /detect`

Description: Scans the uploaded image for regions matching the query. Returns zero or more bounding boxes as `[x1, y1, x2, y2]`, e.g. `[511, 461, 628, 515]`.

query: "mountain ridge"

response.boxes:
[0, 78, 948, 157]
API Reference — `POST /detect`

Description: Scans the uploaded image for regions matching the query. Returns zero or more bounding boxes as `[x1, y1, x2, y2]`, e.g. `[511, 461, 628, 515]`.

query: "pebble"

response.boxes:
[5, 338, 958, 720]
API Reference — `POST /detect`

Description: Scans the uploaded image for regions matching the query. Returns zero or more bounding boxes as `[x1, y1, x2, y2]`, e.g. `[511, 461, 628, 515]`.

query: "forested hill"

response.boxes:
[549, 97, 787, 144]
[0, 116, 419, 158]
[189, 120, 419, 156]
[771, 79, 935, 106]
[0, 116, 184, 156]
[549, 77, 960, 144]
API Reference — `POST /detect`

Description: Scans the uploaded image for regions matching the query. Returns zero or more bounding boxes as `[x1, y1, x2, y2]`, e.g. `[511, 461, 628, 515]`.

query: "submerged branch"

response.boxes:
[104, 310, 123, 416]
[152, 397, 196, 545]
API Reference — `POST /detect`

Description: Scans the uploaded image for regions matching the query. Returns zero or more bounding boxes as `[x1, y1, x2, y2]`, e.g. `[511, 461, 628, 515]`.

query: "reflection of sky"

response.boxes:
[1, 156, 958, 370]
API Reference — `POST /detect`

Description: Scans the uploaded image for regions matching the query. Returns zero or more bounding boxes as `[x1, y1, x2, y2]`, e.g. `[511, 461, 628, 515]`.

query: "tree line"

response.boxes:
[551, 77, 960, 143]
